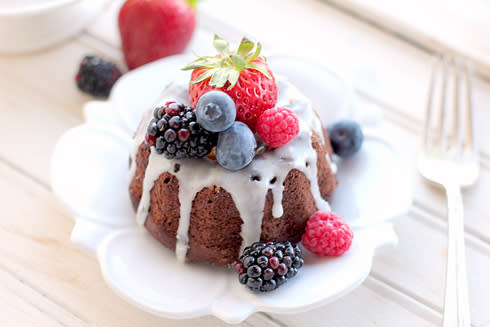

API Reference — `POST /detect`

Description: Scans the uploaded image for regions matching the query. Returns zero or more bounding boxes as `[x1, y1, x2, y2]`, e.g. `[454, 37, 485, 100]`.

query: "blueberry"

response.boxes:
[328, 120, 363, 157]
[216, 122, 256, 170]
[196, 91, 236, 132]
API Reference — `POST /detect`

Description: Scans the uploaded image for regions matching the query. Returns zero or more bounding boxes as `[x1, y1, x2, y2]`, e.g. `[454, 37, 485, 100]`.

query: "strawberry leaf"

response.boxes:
[182, 56, 221, 70]
[186, 0, 199, 9]
[231, 54, 246, 71]
[209, 68, 230, 88]
[227, 70, 240, 90]
[213, 35, 230, 57]
[190, 69, 214, 84]
[245, 63, 272, 79]
[245, 42, 262, 62]
[184, 36, 273, 89]
[236, 37, 254, 58]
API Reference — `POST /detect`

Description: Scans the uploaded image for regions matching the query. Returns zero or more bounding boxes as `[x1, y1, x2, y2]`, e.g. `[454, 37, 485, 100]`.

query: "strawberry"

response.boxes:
[182, 36, 278, 131]
[118, 0, 196, 70]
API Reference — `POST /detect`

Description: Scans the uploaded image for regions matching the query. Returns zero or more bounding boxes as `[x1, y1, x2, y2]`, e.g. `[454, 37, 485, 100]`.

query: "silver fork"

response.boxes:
[418, 57, 479, 327]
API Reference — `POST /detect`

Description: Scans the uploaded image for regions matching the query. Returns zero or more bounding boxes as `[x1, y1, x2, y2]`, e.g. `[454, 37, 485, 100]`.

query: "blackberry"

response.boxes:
[234, 241, 304, 292]
[75, 55, 122, 98]
[146, 101, 218, 159]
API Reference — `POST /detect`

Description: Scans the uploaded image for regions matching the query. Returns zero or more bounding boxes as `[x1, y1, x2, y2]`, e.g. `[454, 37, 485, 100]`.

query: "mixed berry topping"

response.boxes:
[235, 241, 303, 292]
[216, 122, 257, 171]
[146, 101, 217, 159]
[256, 107, 300, 148]
[145, 36, 304, 170]
[75, 55, 122, 98]
[301, 211, 353, 257]
[327, 120, 364, 157]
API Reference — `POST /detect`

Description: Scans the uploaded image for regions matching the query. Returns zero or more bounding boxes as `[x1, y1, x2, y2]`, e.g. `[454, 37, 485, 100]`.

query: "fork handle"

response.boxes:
[443, 184, 471, 327]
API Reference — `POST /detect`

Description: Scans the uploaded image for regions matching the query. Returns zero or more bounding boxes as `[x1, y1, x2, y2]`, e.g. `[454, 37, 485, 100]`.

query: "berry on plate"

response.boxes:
[256, 107, 300, 148]
[182, 35, 278, 132]
[118, 0, 196, 70]
[196, 90, 236, 132]
[327, 120, 364, 157]
[235, 241, 303, 292]
[146, 101, 217, 159]
[75, 55, 122, 98]
[216, 121, 256, 170]
[301, 211, 353, 257]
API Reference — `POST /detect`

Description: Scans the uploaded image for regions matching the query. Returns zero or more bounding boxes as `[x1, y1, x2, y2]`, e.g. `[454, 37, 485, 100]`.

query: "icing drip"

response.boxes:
[271, 185, 284, 218]
[128, 110, 151, 185]
[130, 75, 332, 262]
[135, 148, 173, 225]
[326, 153, 338, 174]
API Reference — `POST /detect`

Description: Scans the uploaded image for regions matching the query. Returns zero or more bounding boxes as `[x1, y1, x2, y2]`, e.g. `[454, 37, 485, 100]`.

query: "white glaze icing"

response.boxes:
[129, 75, 333, 263]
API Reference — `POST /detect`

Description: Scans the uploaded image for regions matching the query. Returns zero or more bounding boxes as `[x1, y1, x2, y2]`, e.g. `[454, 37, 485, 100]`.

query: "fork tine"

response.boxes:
[439, 56, 450, 152]
[424, 56, 441, 149]
[452, 58, 463, 152]
[464, 61, 476, 153]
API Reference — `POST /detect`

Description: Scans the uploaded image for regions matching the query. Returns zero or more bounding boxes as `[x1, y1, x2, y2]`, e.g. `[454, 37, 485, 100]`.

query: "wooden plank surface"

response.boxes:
[323, 0, 490, 78]
[272, 277, 440, 327]
[0, 0, 490, 325]
[0, 269, 87, 327]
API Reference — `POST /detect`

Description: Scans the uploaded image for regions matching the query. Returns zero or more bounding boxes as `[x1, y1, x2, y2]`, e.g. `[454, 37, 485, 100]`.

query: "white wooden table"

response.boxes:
[2, 0, 490, 326]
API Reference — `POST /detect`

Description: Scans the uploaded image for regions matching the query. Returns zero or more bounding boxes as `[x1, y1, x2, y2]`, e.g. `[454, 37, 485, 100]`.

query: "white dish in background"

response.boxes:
[0, 0, 111, 54]
[51, 55, 412, 323]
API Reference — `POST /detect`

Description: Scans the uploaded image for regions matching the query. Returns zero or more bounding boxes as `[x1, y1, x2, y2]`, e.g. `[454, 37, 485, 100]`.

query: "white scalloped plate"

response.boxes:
[51, 55, 412, 324]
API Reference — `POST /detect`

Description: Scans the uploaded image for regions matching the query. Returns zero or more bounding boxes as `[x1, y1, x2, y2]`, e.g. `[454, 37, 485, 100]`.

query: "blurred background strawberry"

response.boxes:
[118, 0, 197, 70]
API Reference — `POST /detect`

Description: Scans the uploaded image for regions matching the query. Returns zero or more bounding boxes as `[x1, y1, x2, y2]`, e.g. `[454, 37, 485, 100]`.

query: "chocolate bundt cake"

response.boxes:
[128, 76, 338, 267]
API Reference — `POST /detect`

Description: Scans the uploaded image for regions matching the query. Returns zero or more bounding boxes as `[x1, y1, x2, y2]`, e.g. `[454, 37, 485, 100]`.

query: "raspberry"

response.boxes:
[145, 102, 217, 159]
[256, 107, 299, 148]
[301, 211, 353, 257]
[75, 55, 122, 98]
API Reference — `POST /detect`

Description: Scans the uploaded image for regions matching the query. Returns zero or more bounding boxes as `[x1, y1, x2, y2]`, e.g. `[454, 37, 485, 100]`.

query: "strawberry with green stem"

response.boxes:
[183, 35, 278, 132]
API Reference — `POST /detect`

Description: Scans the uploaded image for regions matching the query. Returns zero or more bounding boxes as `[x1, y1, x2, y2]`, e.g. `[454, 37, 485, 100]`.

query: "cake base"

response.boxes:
[129, 131, 337, 267]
